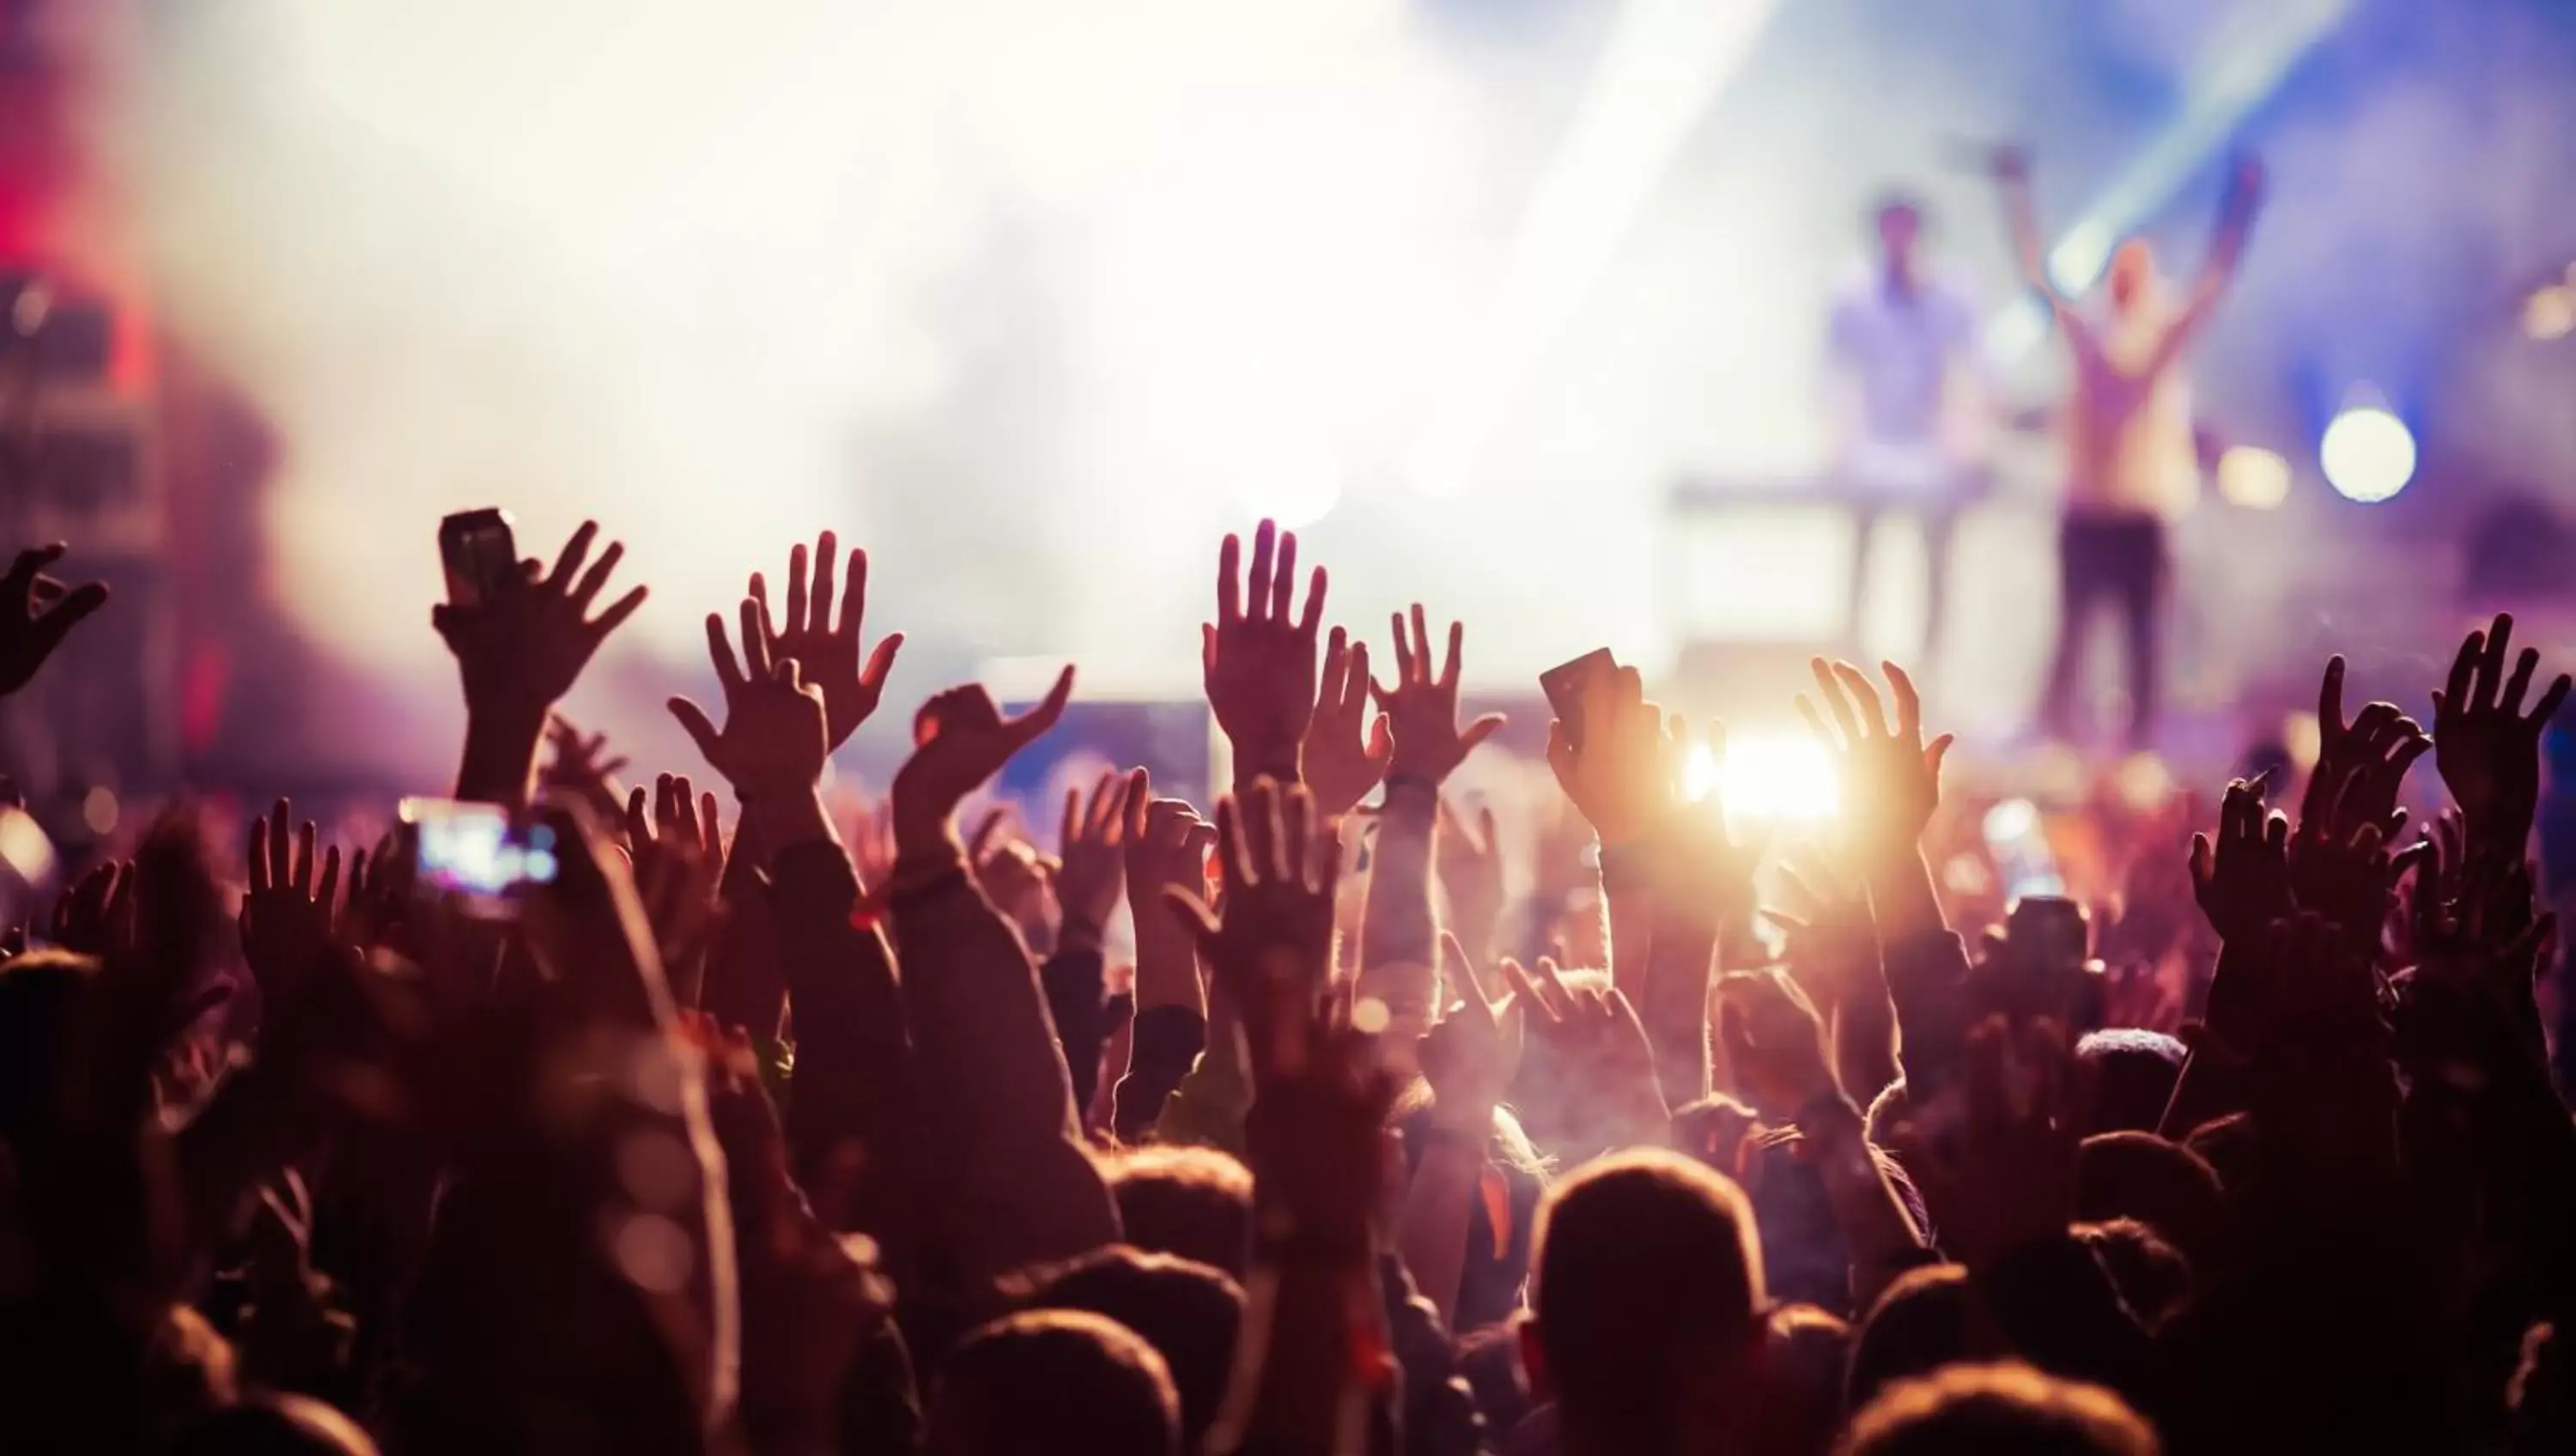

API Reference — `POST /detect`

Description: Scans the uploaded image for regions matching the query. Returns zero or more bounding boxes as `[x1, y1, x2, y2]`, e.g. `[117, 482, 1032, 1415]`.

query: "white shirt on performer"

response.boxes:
[2063, 305, 2199, 522]
[1826, 270, 1989, 503]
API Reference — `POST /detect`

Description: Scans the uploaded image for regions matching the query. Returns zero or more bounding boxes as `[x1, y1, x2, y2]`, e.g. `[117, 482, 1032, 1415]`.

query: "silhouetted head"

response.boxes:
[2071, 1219, 2193, 1328]
[1874, 194, 1927, 276]
[930, 1309, 1179, 1456]
[1848, 1264, 1972, 1414]
[2076, 1132, 2225, 1268]
[1013, 1247, 1242, 1455]
[2107, 240, 2160, 318]
[1525, 1149, 1766, 1455]
[1759, 1303, 1854, 1456]
[2072, 1030, 2185, 1136]
[1838, 1362, 2159, 1454]
[1104, 1145, 1253, 1278]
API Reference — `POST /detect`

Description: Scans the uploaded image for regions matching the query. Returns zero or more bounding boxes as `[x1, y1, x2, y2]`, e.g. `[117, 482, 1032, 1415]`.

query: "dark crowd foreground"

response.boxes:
[0, 519, 2571, 1456]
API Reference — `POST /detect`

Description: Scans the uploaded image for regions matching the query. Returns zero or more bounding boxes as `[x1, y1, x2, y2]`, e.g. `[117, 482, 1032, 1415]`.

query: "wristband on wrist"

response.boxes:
[1383, 771, 1439, 803]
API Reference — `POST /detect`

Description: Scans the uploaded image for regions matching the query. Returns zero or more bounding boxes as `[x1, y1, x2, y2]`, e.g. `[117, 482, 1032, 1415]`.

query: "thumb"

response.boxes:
[860, 632, 904, 690]
[1159, 883, 1221, 952]
[667, 696, 724, 767]
[1009, 665, 1077, 743]
[1459, 713, 1507, 757]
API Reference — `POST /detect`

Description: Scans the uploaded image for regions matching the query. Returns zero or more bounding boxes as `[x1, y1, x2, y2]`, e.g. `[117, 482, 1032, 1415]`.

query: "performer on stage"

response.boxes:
[1826, 192, 1991, 664]
[1995, 146, 2265, 747]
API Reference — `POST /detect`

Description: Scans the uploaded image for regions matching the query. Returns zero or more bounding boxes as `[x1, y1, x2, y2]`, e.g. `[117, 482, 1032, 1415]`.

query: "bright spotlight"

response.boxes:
[1696, 729, 1838, 822]
[2215, 446, 2291, 509]
[2319, 404, 2415, 504]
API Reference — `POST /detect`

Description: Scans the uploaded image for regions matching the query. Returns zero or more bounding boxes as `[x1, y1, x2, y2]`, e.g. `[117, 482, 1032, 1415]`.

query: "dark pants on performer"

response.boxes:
[2040, 511, 2166, 745]
[1847, 504, 1958, 664]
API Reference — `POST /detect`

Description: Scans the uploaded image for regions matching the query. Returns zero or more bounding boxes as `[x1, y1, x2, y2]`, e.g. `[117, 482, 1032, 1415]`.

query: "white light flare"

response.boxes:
[1686, 728, 1839, 823]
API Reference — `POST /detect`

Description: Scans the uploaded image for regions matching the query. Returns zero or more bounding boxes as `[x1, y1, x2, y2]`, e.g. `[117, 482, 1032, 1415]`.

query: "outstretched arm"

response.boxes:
[2146, 153, 2267, 378]
[877, 669, 1122, 1283]
[437, 520, 647, 808]
[1991, 147, 2084, 336]
[1359, 607, 1504, 1010]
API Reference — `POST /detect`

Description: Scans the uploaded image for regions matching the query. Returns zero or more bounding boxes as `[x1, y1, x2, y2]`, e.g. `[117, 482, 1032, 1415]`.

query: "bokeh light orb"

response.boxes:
[2215, 446, 2291, 509]
[2319, 405, 2415, 504]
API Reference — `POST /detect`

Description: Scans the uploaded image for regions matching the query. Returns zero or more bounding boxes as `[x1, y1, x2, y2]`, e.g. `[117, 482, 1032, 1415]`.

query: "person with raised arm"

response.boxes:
[1157, 521, 1334, 1154]
[433, 519, 648, 807]
[669, 542, 935, 1293]
[1359, 604, 1505, 1067]
[1996, 147, 2265, 747]
[1167, 778, 1397, 1456]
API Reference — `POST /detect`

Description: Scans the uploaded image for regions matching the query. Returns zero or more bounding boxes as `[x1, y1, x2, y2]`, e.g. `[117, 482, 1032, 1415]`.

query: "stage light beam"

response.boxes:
[1405, 0, 1788, 498]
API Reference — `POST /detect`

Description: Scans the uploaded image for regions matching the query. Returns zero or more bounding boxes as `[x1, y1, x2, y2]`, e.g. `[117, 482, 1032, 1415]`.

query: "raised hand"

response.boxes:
[750, 531, 903, 751]
[669, 602, 831, 801]
[335, 834, 412, 951]
[52, 857, 135, 957]
[1716, 966, 1838, 1116]
[1799, 658, 1954, 864]
[1418, 934, 1522, 1131]
[0, 543, 108, 696]
[542, 714, 632, 823]
[1889, 1016, 2087, 1272]
[2432, 613, 2570, 852]
[1203, 519, 1327, 782]
[1502, 955, 1666, 1143]
[1433, 798, 1505, 968]
[887, 670, 1075, 864]
[2189, 775, 2291, 944]
[1125, 786, 1218, 1013]
[625, 773, 725, 874]
[1164, 778, 1341, 1087]
[2396, 832, 2553, 1070]
[1302, 626, 1391, 817]
[2287, 767, 2407, 949]
[433, 519, 647, 717]
[968, 808, 1055, 949]
[240, 800, 343, 998]
[1763, 851, 1880, 1010]
[1546, 664, 1668, 846]
[1056, 768, 1141, 951]
[1372, 605, 1504, 787]
[623, 775, 726, 990]
[2305, 656, 2428, 841]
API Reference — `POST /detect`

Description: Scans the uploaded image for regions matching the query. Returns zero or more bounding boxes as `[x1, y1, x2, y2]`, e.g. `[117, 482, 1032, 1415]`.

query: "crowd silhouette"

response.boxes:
[0, 515, 2569, 1455]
